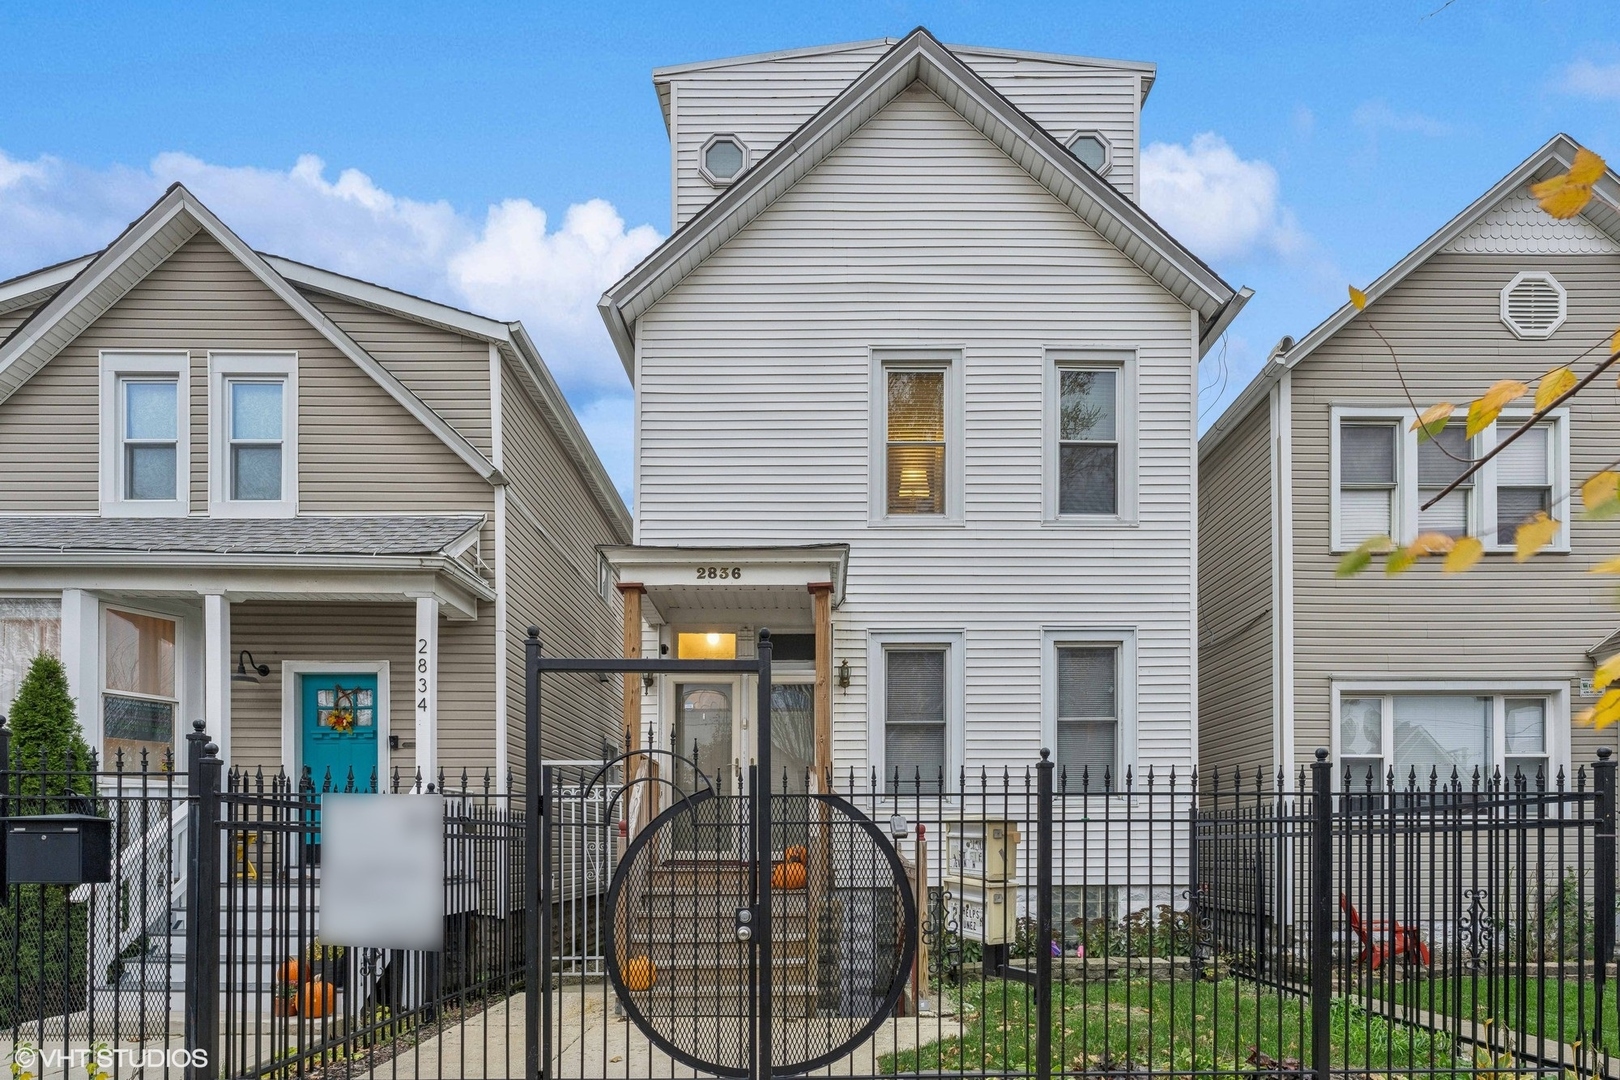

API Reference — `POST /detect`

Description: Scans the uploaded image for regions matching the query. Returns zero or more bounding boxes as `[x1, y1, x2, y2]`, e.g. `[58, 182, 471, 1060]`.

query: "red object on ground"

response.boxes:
[1340, 892, 1431, 969]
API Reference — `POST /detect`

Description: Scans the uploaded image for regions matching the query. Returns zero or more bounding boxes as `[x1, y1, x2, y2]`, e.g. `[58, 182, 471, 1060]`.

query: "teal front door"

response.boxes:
[300, 672, 380, 792]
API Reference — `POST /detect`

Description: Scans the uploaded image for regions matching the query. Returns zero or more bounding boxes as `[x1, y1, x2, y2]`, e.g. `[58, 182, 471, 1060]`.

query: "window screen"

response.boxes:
[885, 649, 946, 792]
[1056, 645, 1118, 781]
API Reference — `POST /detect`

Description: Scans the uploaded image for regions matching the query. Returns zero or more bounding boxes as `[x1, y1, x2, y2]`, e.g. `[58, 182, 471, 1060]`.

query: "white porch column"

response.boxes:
[203, 593, 232, 766]
[59, 589, 101, 753]
[414, 595, 440, 785]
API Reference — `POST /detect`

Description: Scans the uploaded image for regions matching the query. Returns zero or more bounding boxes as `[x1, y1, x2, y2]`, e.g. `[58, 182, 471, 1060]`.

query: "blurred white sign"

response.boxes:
[321, 794, 444, 950]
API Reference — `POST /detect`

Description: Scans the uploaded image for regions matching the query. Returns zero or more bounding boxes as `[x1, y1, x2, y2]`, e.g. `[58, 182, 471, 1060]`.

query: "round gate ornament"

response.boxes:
[606, 790, 917, 1077]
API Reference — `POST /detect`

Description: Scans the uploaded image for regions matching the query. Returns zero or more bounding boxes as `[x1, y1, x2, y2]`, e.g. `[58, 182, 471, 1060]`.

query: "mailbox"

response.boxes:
[5, 815, 113, 885]
[945, 819, 1021, 883]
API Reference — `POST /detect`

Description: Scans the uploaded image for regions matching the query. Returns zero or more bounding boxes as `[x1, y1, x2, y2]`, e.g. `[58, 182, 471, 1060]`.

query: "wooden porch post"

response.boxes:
[809, 583, 834, 791]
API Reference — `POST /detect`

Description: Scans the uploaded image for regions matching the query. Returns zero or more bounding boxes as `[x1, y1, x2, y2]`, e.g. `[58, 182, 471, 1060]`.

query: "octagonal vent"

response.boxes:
[1500, 271, 1566, 339]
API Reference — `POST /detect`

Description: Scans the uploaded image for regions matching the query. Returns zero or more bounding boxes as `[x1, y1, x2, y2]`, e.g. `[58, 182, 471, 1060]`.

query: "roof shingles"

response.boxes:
[0, 515, 485, 557]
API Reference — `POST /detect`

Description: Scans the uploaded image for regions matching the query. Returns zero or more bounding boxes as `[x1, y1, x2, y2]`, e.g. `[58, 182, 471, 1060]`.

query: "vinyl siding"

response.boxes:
[1196, 401, 1275, 780]
[638, 83, 1197, 776]
[500, 357, 625, 774]
[0, 305, 38, 341]
[667, 47, 1141, 228]
[0, 233, 492, 518]
[1289, 251, 1620, 774]
[298, 290, 494, 459]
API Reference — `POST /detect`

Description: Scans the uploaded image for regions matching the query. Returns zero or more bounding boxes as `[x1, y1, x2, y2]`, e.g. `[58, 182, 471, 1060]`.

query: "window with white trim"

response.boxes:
[884, 648, 947, 793]
[209, 353, 297, 516]
[1055, 645, 1119, 779]
[873, 352, 960, 522]
[102, 607, 178, 768]
[1048, 352, 1136, 522]
[99, 352, 189, 516]
[1330, 408, 1567, 552]
[1338, 692, 1552, 790]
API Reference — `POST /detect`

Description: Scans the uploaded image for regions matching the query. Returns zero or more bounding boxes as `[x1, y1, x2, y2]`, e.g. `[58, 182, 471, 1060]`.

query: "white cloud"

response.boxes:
[1351, 100, 1450, 138]
[1560, 59, 1620, 101]
[1140, 133, 1303, 261]
[0, 149, 661, 497]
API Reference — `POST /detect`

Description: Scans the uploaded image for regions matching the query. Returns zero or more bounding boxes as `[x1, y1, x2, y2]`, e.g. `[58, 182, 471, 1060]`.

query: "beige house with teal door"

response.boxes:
[1198, 135, 1620, 789]
[0, 184, 629, 788]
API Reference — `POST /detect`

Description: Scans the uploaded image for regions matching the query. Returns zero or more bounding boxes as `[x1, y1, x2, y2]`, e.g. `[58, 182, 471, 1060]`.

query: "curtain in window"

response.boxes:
[0, 599, 62, 718]
[103, 609, 177, 768]
[885, 650, 945, 792]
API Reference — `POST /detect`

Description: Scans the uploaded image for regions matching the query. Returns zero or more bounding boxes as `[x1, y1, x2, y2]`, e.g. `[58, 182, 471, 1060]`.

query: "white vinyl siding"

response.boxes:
[638, 84, 1198, 776]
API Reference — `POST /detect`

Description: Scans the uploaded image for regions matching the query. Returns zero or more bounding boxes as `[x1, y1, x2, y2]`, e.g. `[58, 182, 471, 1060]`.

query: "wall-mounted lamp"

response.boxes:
[642, 672, 656, 693]
[233, 650, 270, 684]
[836, 659, 851, 689]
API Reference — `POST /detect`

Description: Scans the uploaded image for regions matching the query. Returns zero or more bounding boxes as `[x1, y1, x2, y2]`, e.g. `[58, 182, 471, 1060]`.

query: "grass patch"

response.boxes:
[883, 977, 1460, 1074]
[1368, 975, 1615, 1055]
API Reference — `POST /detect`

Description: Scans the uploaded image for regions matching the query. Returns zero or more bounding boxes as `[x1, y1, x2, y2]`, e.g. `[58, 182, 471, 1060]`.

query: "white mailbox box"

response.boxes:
[948, 879, 1019, 945]
[945, 819, 1021, 883]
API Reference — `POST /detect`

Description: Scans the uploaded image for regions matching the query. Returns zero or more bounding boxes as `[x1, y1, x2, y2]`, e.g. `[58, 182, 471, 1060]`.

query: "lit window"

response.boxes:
[700, 135, 747, 184]
[885, 369, 946, 515]
[676, 632, 737, 660]
[1058, 369, 1119, 515]
[884, 649, 946, 793]
[103, 608, 177, 768]
[1066, 132, 1111, 173]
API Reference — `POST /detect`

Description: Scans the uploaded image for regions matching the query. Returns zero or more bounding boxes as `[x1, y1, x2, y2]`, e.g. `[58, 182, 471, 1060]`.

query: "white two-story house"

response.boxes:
[598, 29, 1249, 798]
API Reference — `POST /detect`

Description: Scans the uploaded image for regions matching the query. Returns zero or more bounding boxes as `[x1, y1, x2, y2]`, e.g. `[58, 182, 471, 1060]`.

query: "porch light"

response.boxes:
[837, 659, 851, 689]
[233, 650, 270, 684]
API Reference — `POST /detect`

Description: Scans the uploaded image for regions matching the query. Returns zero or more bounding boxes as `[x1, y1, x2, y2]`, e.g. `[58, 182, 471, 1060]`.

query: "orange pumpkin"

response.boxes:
[278, 958, 304, 984]
[273, 986, 299, 1017]
[623, 954, 657, 992]
[772, 860, 807, 890]
[784, 845, 808, 865]
[301, 978, 336, 1018]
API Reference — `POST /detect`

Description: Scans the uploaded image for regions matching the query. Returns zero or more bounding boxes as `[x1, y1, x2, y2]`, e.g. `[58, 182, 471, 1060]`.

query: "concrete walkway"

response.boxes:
[384, 990, 962, 1079]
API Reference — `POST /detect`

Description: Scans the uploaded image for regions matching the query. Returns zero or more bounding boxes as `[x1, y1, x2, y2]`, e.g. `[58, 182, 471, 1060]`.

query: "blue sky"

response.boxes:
[3, 1, 1618, 499]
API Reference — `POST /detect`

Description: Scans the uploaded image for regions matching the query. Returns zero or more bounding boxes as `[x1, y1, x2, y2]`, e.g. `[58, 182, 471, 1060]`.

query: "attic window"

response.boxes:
[700, 135, 747, 185]
[1066, 132, 1111, 174]
[1500, 271, 1566, 339]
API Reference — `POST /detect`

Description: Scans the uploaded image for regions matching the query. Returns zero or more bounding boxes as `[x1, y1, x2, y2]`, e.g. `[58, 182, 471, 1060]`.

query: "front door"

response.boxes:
[300, 672, 381, 792]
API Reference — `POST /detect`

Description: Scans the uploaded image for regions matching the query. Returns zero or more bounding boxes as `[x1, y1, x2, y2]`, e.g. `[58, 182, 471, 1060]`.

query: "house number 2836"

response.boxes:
[695, 566, 742, 580]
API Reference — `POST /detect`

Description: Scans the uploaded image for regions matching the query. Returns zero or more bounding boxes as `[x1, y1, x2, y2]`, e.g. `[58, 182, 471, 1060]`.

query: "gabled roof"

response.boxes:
[0, 514, 485, 557]
[1200, 134, 1620, 461]
[649, 36, 1158, 127]
[0, 184, 500, 482]
[603, 27, 1244, 374]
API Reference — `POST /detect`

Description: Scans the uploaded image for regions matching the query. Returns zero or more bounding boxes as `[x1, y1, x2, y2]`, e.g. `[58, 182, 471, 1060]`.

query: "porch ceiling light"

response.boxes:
[233, 650, 270, 683]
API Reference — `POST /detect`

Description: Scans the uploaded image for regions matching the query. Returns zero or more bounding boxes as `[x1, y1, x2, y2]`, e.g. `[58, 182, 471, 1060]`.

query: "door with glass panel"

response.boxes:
[672, 681, 742, 855]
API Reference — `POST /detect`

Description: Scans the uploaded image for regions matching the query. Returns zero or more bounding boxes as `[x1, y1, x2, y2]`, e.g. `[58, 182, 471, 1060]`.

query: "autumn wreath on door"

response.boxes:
[320, 685, 363, 734]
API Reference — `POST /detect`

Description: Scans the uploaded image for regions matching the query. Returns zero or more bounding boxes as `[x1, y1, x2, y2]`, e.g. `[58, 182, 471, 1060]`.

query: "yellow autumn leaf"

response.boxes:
[1611, 326, 1620, 358]
[1412, 532, 1456, 555]
[1592, 555, 1620, 574]
[1534, 367, 1577, 411]
[1336, 535, 1391, 578]
[1385, 546, 1419, 576]
[1466, 379, 1529, 437]
[1410, 402, 1454, 442]
[1529, 147, 1607, 220]
[1513, 511, 1559, 561]
[1594, 654, 1620, 694]
[1583, 471, 1620, 520]
[1443, 535, 1484, 574]
[1577, 689, 1620, 730]
[1348, 285, 1368, 310]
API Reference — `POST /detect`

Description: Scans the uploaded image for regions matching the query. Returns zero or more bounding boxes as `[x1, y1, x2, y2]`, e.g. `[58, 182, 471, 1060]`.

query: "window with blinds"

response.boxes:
[884, 649, 946, 792]
[1339, 422, 1398, 544]
[1056, 645, 1118, 779]
[886, 369, 946, 515]
[1417, 426, 1473, 538]
[1496, 424, 1551, 545]
[1058, 368, 1119, 515]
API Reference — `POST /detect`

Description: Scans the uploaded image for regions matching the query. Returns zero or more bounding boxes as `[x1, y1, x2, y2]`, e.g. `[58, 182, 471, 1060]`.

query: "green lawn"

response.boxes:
[883, 977, 1462, 1075]
[1367, 975, 1617, 1056]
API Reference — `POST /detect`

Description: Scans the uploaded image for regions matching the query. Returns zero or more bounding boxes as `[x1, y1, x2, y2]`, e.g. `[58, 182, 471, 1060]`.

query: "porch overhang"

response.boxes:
[600, 544, 848, 627]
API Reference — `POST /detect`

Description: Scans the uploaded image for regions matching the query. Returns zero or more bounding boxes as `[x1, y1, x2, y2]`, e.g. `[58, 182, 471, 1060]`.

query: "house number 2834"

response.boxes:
[695, 566, 742, 580]
[417, 637, 431, 711]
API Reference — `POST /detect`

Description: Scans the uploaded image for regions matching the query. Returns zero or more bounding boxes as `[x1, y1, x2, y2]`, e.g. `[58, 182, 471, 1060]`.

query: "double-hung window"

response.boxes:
[1337, 691, 1555, 791]
[883, 649, 947, 793]
[1049, 352, 1135, 522]
[100, 352, 189, 516]
[210, 354, 297, 516]
[1331, 407, 1566, 553]
[1055, 645, 1119, 780]
[103, 607, 178, 768]
[873, 351, 958, 522]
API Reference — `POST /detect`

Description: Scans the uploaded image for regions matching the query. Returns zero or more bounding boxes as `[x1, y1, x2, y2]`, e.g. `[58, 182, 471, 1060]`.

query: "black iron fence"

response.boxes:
[2, 723, 1616, 1080]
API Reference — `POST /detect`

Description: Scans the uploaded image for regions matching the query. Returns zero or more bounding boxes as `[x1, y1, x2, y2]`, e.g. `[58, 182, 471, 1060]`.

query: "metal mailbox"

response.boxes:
[945, 819, 1021, 883]
[6, 814, 113, 885]
[948, 879, 1019, 945]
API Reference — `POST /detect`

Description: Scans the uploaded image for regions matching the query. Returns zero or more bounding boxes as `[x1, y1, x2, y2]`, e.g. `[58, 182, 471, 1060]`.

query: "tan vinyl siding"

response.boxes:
[0, 305, 39, 341]
[639, 83, 1197, 774]
[500, 358, 625, 774]
[1289, 251, 1620, 773]
[438, 604, 499, 780]
[1196, 402, 1274, 779]
[668, 47, 1141, 227]
[298, 290, 494, 458]
[0, 233, 492, 517]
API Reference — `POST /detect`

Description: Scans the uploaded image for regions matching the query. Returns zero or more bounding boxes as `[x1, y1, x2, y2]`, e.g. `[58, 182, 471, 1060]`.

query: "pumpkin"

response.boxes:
[772, 859, 807, 890]
[301, 978, 336, 1018]
[273, 984, 299, 1017]
[784, 845, 808, 864]
[623, 954, 657, 992]
[277, 958, 304, 985]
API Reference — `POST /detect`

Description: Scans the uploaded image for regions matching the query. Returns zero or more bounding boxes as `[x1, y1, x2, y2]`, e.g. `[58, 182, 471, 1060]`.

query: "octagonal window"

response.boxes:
[1066, 132, 1110, 174]
[701, 136, 747, 184]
